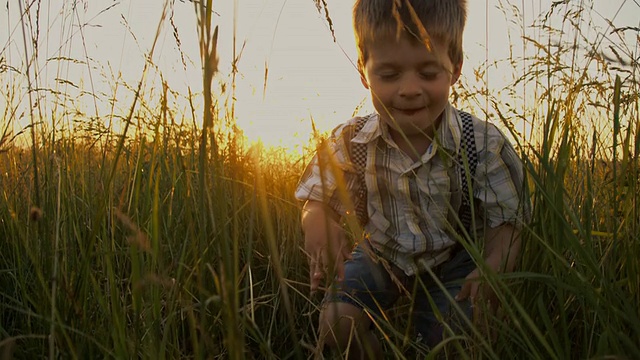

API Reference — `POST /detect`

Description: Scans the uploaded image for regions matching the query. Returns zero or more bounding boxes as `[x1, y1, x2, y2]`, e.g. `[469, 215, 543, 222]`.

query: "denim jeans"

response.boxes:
[323, 242, 476, 348]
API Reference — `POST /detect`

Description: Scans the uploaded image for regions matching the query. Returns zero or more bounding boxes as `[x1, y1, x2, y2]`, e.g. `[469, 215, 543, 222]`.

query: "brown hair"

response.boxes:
[353, 0, 467, 70]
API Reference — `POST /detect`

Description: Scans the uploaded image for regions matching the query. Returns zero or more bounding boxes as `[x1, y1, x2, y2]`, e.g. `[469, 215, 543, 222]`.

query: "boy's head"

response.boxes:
[352, 0, 467, 140]
[353, 0, 467, 72]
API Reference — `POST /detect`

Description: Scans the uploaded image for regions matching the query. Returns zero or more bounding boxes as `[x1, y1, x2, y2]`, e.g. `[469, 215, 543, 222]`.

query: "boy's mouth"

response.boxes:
[394, 107, 425, 116]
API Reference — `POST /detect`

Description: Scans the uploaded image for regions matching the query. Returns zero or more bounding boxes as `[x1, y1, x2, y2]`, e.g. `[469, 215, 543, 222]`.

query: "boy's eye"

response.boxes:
[378, 73, 399, 81]
[420, 71, 440, 80]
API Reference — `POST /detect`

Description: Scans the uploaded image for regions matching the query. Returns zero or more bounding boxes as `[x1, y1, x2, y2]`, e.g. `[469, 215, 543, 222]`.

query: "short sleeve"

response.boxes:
[294, 121, 361, 216]
[473, 124, 531, 228]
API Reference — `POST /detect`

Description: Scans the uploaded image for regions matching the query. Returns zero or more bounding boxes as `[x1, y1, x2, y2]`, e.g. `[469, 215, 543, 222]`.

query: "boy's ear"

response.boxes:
[358, 65, 370, 89]
[360, 73, 370, 89]
[450, 60, 463, 85]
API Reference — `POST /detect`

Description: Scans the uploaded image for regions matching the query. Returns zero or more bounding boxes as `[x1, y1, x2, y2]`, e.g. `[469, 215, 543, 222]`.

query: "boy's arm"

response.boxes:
[483, 222, 522, 274]
[455, 122, 529, 308]
[295, 120, 363, 293]
[301, 200, 352, 294]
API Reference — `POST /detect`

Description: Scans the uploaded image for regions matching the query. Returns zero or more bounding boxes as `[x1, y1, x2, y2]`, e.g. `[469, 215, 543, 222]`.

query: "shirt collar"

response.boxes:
[440, 102, 461, 152]
[351, 113, 383, 144]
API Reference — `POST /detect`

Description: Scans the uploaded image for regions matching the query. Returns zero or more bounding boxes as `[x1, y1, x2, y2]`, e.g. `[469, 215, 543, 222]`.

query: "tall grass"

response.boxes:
[1, 0, 639, 358]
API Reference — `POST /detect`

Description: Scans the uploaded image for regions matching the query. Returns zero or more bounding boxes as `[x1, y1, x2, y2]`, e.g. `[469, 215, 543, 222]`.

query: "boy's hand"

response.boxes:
[302, 201, 353, 294]
[455, 254, 500, 321]
[456, 223, 521, 320]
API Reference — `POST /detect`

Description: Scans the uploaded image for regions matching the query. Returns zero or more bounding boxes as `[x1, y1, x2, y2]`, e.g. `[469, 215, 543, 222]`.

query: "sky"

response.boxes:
[1, 0, 638, 150]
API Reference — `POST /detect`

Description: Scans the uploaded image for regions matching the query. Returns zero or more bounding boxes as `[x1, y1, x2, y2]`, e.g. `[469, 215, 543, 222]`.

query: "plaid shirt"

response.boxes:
[295, 103, 530, 275]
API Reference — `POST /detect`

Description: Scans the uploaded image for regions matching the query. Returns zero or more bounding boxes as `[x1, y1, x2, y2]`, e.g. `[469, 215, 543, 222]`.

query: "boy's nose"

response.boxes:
[398, 75, 422, 97]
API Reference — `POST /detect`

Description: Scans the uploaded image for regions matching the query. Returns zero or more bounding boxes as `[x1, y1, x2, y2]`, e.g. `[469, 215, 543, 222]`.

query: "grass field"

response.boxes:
[1, 1, 639, 358]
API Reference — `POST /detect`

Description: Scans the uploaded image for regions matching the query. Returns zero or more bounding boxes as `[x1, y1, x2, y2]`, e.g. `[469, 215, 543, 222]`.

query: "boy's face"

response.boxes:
[360, 36, 462, 138]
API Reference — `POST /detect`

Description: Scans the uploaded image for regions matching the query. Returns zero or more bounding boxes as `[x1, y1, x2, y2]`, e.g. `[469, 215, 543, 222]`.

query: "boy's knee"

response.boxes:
[319, 301, 369, 349]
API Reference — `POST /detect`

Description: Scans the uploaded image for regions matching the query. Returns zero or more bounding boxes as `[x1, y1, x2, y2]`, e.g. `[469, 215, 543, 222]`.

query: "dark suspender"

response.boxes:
[457, 110, 478, 232]
[350, 110, 478, 233]
[351, 117, 369, 226]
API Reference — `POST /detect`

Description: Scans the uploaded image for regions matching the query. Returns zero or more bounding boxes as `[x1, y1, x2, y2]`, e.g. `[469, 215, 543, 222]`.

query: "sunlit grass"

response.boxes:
[1, 0, 639, 359]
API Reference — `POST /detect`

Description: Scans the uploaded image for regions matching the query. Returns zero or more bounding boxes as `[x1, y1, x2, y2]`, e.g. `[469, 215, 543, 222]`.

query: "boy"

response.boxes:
[295, 0, 529, 357]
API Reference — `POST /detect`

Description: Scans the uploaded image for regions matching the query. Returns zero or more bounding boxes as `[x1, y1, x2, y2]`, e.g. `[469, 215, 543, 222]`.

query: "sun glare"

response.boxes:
[1, 0, 635, 153]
